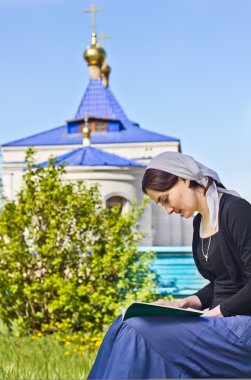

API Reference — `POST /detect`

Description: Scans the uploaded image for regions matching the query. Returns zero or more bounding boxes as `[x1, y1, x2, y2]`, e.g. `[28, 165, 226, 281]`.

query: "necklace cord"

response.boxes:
[200, 225, 213, 262]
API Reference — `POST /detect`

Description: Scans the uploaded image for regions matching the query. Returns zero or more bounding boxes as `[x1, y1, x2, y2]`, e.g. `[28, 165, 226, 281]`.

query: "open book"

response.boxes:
[121, 301, 203, 321]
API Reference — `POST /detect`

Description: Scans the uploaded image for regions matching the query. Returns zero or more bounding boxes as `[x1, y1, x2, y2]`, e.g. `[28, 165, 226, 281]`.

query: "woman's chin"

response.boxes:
[181, 211, 192, 218]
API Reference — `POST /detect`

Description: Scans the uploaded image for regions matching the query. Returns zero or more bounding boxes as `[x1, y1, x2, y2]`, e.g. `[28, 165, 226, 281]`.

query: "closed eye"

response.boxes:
[162, 197, 169, 205]
[158, 195, 169, 206]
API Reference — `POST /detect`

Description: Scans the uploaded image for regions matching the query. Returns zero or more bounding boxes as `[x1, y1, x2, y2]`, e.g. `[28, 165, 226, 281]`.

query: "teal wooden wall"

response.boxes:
[138, 247, 208, 297]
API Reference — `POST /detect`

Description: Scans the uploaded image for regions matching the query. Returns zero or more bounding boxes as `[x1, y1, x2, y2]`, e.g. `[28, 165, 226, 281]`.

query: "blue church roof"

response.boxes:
[38, 146, 145, 167]
[2, 78, 180, 147]
[75, 79, 135, 130]
[3, 125, 179, 147]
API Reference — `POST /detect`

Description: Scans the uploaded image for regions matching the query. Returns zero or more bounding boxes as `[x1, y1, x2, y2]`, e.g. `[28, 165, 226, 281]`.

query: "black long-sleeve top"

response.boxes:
[193, 193, 251, 317]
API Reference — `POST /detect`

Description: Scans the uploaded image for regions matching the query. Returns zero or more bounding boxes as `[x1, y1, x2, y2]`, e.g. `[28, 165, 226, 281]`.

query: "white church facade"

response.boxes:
[1, 29, 193, 247]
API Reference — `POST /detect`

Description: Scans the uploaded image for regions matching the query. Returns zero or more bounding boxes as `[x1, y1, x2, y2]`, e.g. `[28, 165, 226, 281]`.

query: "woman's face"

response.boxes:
[146, 178, 199, 218]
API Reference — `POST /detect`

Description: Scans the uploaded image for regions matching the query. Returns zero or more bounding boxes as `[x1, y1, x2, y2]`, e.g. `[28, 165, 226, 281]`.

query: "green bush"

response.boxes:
[0, 149, 156, 336]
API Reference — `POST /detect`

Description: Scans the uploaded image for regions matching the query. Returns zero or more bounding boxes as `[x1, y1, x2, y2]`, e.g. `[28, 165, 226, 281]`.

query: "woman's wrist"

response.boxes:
[202, 305, 223, 317]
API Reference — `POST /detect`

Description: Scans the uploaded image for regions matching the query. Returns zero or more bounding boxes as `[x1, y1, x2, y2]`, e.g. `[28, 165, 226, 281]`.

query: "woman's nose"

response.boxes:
[164, 205, 174, 215]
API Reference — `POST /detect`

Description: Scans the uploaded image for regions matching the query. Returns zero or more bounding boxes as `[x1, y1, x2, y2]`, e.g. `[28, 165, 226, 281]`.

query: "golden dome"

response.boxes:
[84, 32, 106, 68]
[101, 62, 111, 76]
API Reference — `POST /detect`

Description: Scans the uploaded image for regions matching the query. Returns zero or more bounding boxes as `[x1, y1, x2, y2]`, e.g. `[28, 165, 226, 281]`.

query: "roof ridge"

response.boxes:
[80, 146, 88, 164]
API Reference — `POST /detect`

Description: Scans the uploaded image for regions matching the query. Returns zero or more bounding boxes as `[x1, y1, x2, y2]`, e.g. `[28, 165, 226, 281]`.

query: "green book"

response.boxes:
[121, 302, 204, 321]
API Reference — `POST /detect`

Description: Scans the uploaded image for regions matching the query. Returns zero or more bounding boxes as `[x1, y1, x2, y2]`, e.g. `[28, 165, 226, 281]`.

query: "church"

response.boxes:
[1, 11, 193, 247]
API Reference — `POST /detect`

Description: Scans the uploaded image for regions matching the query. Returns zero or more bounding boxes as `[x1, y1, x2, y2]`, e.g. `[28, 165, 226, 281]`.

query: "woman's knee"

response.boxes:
[124, 316, 151, 333]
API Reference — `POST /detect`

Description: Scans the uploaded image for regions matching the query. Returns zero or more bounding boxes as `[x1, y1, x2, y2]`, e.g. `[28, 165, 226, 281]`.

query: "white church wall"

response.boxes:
[2, 172, 15, 200]
[2, 140, 179, 167]
[138, 204, 153, 246]
[2, 164, 25, 200]
[62, 167, 142, 204]
[2, 146, 78, 164]
[92, 141, 179, 161]
[181, 217, 193, 246]
[151, 203, 193, 246]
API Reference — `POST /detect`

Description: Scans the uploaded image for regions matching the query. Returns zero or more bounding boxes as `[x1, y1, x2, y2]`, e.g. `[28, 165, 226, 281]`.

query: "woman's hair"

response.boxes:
[142, 168, 226, 195]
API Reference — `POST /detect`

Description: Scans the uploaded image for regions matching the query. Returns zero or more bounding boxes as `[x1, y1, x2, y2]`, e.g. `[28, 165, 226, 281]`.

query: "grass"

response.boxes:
[0, 333, 97, 379]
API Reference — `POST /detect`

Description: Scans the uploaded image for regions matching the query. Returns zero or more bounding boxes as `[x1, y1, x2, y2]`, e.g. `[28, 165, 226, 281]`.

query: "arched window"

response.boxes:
[106, 196, 127, 213]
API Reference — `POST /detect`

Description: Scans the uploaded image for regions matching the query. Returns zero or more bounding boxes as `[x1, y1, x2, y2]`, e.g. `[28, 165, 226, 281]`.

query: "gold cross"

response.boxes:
[84, 3, 104, 34]
[99, 32, 111, 47]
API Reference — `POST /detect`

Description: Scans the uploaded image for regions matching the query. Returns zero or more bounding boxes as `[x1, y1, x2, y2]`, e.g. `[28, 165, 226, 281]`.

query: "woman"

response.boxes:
[88, 151, 251, 379]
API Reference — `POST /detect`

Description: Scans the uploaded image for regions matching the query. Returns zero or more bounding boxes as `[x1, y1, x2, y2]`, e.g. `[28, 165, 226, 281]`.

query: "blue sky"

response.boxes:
[1, 0, 251, 200]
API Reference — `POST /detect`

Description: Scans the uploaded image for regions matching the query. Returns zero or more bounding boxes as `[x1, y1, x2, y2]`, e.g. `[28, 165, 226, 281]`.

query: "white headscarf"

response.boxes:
[146, 151, 240, 228]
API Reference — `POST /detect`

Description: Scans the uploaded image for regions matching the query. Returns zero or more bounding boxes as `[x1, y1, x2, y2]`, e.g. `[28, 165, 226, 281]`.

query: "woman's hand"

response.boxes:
[202, 305, 223, 317]
[151, 299, 187, 308]
[151, 295, 202, 310]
